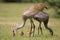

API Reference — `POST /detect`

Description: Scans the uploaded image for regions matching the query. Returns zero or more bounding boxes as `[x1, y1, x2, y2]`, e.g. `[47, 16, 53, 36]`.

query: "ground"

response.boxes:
[0, 3, 60, 40]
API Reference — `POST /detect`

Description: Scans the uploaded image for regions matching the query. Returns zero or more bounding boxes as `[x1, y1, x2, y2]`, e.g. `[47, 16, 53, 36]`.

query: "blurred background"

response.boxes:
[0, 0, 60, 18]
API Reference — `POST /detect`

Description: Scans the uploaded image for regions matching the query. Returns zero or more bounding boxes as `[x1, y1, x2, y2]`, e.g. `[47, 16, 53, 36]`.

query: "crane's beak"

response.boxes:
[13, 29, 16, 37]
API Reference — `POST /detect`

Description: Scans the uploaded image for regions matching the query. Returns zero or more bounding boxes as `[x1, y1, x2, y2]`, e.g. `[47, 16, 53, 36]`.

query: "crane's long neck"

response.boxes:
[13, 16, 26, 32]
[13, 16, 27, 36]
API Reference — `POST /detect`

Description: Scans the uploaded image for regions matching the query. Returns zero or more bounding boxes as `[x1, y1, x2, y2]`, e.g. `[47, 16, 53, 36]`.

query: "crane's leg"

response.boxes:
[43, 19, 53, 36]
[38, 22, 43, 35]
[30, 18, 35, 37]
[32, 20, 35, 37]
[29, 19, 33, 37]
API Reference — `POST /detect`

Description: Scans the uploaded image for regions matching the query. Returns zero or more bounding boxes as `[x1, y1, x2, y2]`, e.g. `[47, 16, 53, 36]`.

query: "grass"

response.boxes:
[0, 3, 60, 40]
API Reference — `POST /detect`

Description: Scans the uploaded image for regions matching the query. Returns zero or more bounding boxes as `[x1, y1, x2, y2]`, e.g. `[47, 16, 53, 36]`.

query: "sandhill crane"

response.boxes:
[13, 3, 53, 36]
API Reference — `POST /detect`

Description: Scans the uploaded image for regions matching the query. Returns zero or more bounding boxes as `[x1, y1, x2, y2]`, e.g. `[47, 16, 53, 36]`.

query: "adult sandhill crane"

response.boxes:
[13, 3, 51, 36]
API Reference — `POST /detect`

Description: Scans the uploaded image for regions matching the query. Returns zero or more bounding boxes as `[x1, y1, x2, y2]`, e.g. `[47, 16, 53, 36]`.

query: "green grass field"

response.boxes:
[0, 3, 60, 40]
